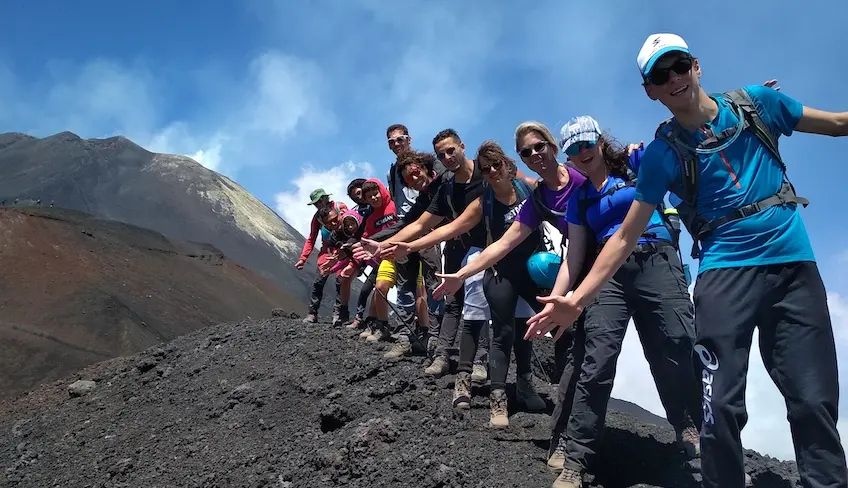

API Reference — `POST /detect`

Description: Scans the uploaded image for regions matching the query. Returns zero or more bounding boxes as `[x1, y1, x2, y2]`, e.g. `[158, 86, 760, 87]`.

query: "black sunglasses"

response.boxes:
[644, 55, 693, 86]
[480, 160, 503, 174]
[518, 141, 548, 159]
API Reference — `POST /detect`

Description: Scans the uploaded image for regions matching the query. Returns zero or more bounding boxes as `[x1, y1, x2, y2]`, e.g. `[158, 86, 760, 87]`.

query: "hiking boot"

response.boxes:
[471, 361, 488, 383]
[489, 389, 509, 428]
[426, 336, 437, 357]
[453, 372, 471, 409]
[552, 467, 582, 488]
[516, 372, 547, 412]
[675, 424, 701, 458]
[302, 313, 317, 324]
[547, 441, 566, 471]
[331, 311, 341, 327]
[424, 355, 450, 377]
[346, 317, 364, 330]
[384, 339, 412, 359]
[366, 324, 390, 342]
[358, 324, 373, 339]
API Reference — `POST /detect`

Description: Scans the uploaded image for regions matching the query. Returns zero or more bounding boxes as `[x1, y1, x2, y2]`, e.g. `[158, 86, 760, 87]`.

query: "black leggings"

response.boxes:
[482, 266, 544, 390]
[355, 266, 376, 319]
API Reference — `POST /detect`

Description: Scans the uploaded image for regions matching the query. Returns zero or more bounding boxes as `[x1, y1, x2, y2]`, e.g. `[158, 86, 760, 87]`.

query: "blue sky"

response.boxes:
[2, 0, 847, 461]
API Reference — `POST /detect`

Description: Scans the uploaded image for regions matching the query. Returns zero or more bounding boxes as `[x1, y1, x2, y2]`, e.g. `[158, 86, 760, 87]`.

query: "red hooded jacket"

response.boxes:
[362, 179, 397, 238]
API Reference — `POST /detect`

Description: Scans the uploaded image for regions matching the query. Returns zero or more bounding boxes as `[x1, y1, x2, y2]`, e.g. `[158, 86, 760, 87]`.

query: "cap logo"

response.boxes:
[652, 36, 661, 46]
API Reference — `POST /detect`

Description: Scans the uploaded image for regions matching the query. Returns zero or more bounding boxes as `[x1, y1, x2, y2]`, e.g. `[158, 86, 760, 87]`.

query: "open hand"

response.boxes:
[626, 141, 644, 156]
[352, 238, 380, 261]
[433, 273, 464, 300]
[340, 263, 356, 279]
[763, 79, 780, 91]
[524, 294, 584, 341]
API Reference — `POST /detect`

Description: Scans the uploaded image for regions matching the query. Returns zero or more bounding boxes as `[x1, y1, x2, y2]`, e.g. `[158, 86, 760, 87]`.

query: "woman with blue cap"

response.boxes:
[537, 115, 703, 488]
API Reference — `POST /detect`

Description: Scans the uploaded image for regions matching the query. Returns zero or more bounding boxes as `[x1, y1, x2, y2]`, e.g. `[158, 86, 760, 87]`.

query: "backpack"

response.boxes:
[481, 177, 534, 246]
[655, 88, 810, 259]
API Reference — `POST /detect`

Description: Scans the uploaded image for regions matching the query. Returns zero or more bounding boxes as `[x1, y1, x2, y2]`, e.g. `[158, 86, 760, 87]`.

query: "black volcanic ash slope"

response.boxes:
[0, 316, 801, 488]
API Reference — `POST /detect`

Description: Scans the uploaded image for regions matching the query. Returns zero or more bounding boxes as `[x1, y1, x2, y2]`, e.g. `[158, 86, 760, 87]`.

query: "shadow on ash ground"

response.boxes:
[0, 207, 305, 399]
[0, 315, 801, 488]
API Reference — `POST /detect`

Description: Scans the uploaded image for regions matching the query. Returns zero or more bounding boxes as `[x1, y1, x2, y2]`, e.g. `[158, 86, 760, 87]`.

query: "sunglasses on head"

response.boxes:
[564, 139, 597, 157]
[644, 55, 693, 86]
[518, 141, 548, 159]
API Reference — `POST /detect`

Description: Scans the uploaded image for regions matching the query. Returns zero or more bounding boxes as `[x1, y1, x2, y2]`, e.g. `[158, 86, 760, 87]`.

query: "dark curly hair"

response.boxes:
[598, 133, 632, 181]
[475, 140, 517, 178]
[396, 150, 437, 187]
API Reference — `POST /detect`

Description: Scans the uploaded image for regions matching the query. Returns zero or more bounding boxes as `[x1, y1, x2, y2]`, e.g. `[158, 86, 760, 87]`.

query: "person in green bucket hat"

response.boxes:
[296, 188, 350, 326]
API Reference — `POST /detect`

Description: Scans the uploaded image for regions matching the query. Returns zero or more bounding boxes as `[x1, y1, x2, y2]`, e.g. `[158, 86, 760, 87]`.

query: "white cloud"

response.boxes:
[0, 50, 331, 179]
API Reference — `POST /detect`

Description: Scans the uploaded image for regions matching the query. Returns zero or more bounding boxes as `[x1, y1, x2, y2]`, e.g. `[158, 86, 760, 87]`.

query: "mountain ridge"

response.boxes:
[0, 130, 323, 306]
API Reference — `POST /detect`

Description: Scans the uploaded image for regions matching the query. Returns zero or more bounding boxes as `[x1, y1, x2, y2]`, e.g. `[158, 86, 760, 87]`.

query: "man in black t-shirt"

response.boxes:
[359, 129, 491, 384]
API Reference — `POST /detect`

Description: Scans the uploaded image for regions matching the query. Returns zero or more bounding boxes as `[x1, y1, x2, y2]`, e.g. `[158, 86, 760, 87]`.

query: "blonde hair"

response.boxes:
[514, 121, 559, 154]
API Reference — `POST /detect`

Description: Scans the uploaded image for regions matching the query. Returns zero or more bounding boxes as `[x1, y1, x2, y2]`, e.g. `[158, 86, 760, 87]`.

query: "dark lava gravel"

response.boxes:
[0, 315, 802, 487]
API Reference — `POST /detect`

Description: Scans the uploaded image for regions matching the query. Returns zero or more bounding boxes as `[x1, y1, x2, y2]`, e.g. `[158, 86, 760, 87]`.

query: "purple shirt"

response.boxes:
[515, 165, 587, 238]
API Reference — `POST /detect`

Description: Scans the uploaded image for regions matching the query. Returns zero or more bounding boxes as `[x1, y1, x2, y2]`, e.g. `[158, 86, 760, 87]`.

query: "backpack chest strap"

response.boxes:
[689, 180, 809, 239]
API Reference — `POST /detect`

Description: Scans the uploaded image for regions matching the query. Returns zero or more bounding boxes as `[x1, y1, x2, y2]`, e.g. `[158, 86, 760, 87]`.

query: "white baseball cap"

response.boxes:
[637, 33, 690, 78]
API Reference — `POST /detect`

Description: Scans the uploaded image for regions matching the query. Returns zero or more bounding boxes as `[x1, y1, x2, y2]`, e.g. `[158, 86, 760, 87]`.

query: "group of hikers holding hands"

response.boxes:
[294, 33, 848, 488]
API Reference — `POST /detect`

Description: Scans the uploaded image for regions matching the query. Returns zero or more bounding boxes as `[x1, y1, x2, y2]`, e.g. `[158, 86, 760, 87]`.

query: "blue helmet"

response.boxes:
[526, 251, 562, 289]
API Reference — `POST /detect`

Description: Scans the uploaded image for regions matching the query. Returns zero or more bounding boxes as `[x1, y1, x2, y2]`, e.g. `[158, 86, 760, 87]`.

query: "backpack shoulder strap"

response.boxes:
[445, 176, 458, 219]
[655, 118, 702, 258]
[514, 178, 532, 200]
[530, 183, 566, 223]
[482, 185, 494, 246]
[722, 88, 785, 170]
[387, 165, 396, 200]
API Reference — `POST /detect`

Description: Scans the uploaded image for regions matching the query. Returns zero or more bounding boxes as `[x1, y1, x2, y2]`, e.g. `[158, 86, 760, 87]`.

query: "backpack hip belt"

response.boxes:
[684, 180, 808, 241]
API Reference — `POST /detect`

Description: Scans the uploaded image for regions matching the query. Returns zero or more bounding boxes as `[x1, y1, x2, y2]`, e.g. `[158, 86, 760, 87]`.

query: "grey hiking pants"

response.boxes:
[563, 242, 702, 473]
[392, 244, 444, 342]
[694, 262, 847, 488]
[548, 312, 587, 455]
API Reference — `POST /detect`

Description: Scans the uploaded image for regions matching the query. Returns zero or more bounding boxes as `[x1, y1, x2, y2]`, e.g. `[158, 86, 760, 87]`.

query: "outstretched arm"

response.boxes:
[796, 106, 848, 137]
[387, 211, 444, 246]
[396, 197, 482, 256]
[433, 220, 534, 300]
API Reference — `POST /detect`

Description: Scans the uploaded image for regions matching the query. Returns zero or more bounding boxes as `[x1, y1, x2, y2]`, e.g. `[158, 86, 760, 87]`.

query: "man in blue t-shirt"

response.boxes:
[528, 33, 848, 488]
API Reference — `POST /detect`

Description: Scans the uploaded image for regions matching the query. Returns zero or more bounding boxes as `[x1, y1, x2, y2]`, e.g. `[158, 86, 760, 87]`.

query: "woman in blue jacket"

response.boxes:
[543, 115, 703, 488]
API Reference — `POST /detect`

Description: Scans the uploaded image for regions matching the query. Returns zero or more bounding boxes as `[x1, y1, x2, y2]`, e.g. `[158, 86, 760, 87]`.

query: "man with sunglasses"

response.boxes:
[526, 33, 848, 488]
[358, 129, 492, 380]
[373, 124, 447, 360]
